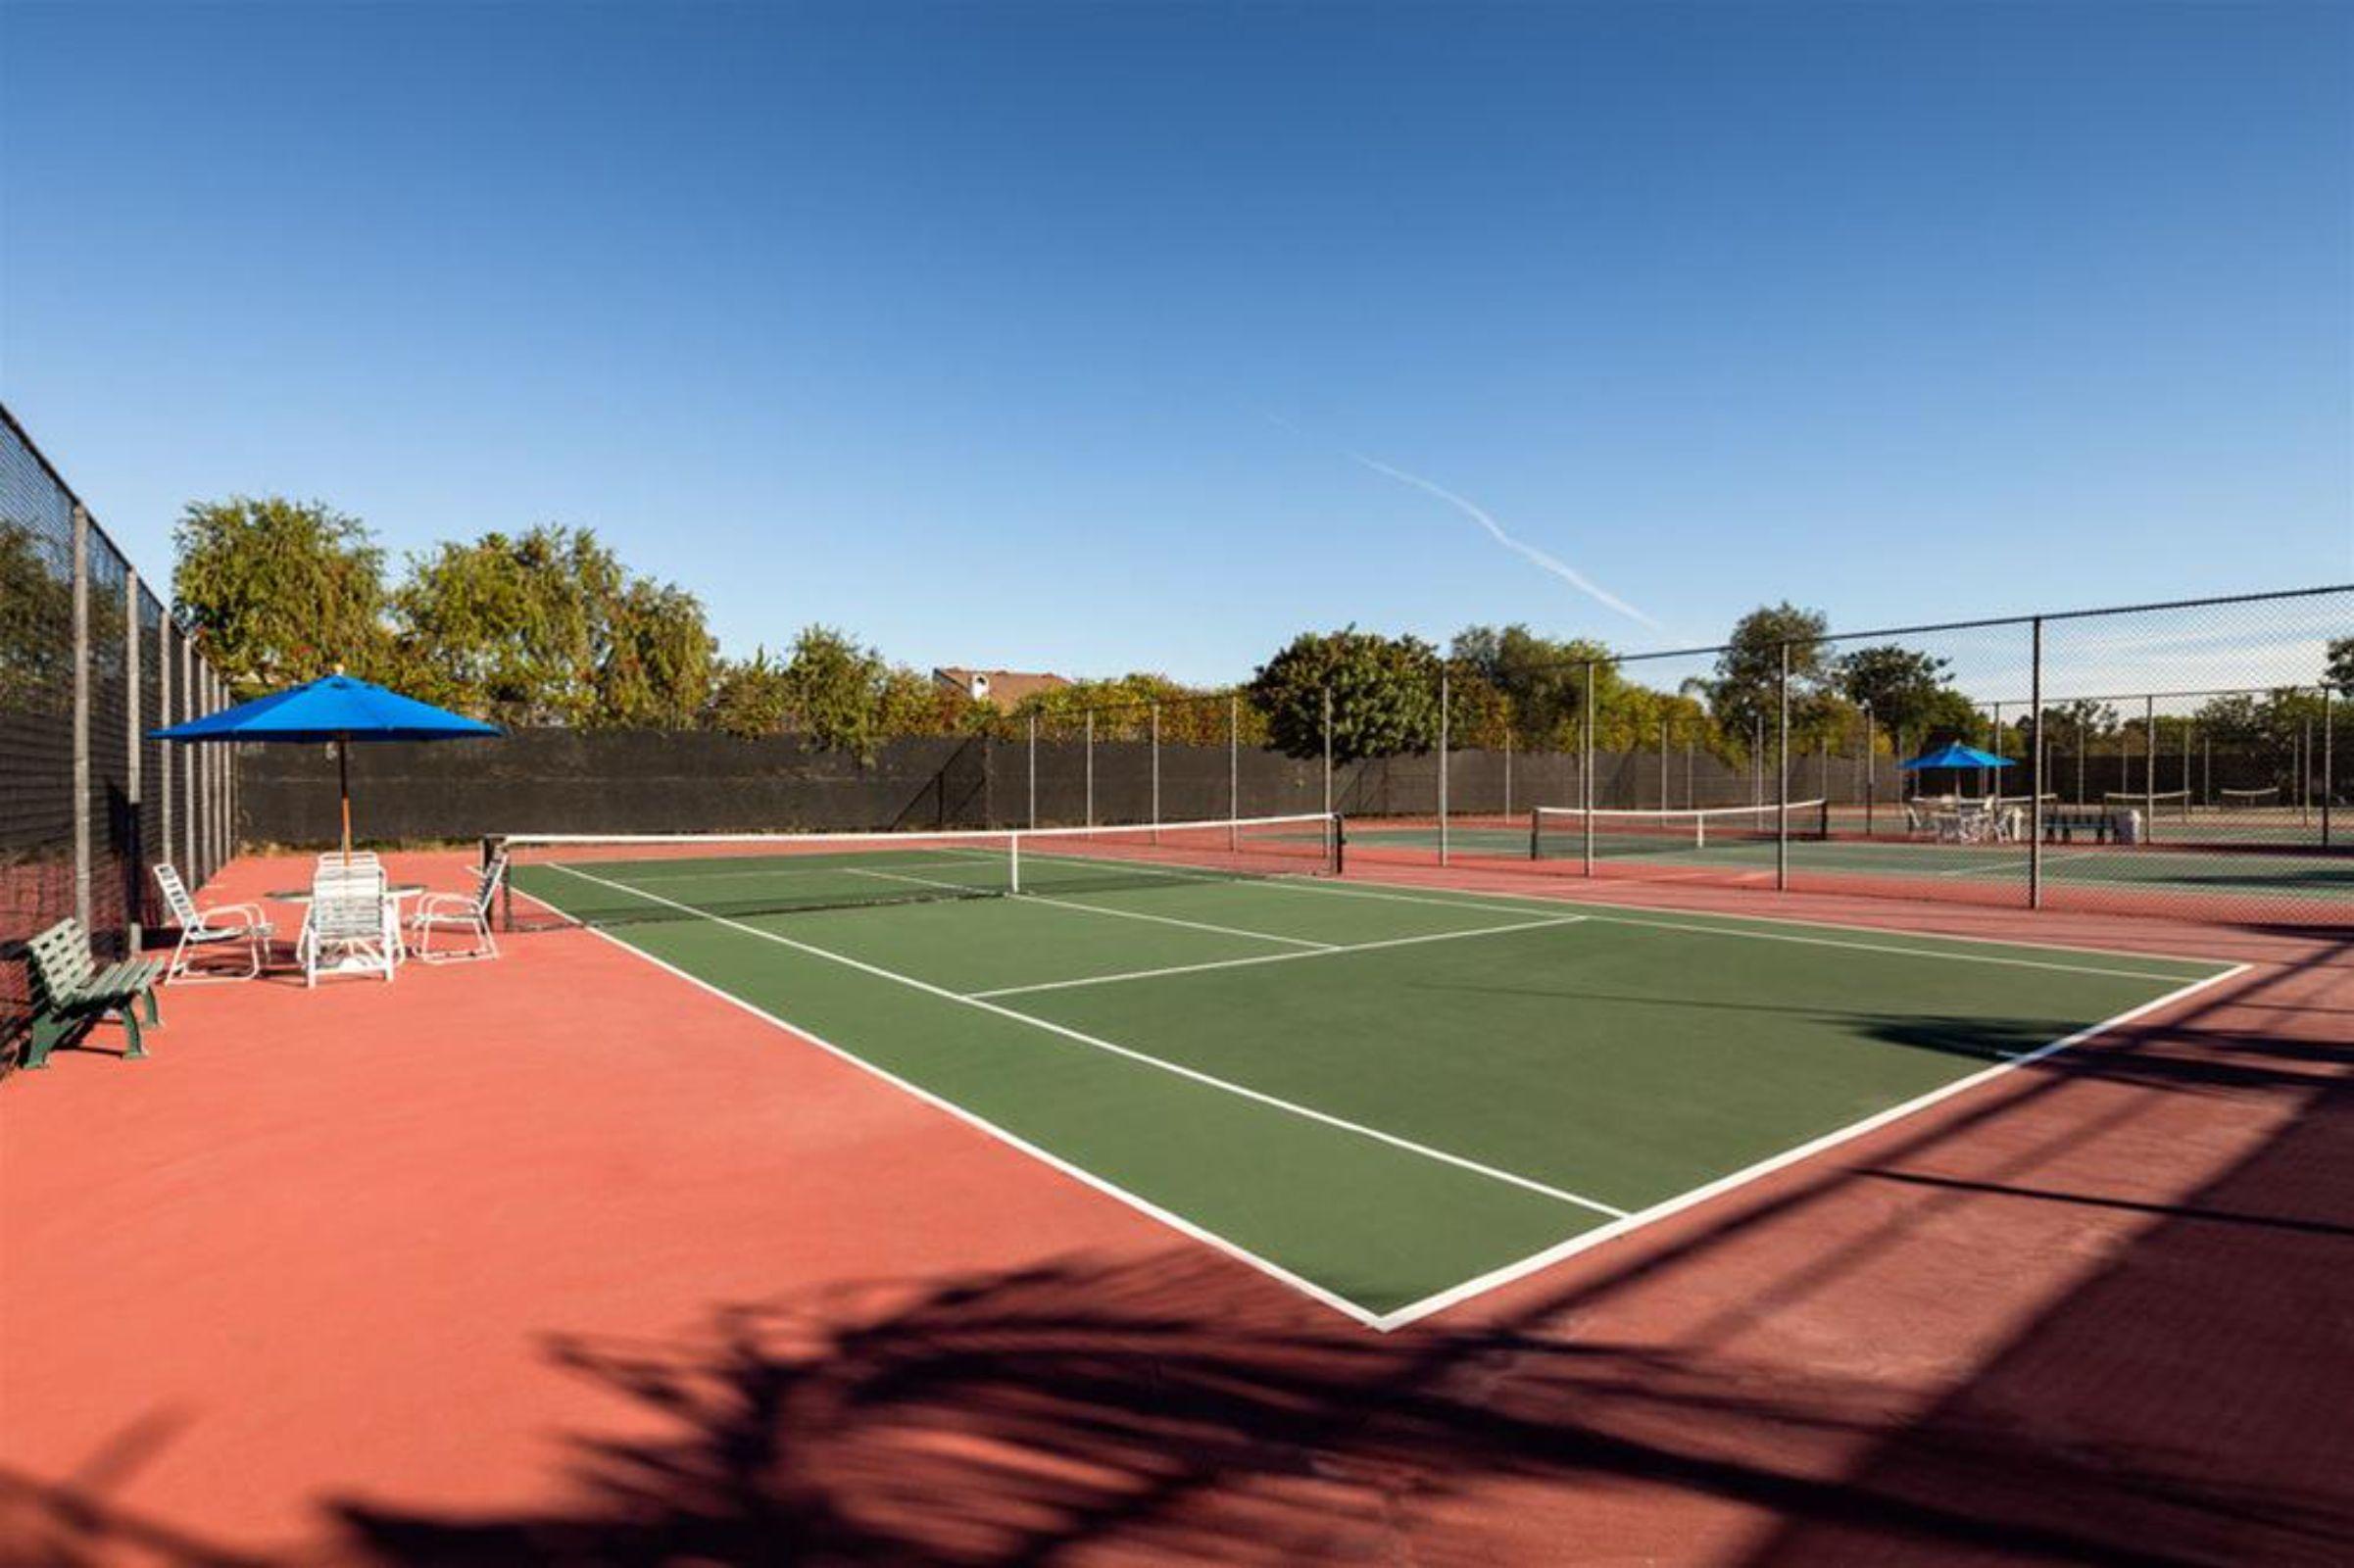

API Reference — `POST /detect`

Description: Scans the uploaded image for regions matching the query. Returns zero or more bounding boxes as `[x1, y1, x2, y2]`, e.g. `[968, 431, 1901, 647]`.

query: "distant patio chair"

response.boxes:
[152, 864, 273, 983]
[409, 854, 504, 963]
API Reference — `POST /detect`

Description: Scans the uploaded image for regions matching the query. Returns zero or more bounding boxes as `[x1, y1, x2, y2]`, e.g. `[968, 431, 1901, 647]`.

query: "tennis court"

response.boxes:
[1343, 807, 2354, 910]
[504, 814, 2242, 1327]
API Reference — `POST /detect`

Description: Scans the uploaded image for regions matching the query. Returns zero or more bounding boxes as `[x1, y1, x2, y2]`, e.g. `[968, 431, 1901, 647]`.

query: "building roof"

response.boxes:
[933, 667, 1073, 710]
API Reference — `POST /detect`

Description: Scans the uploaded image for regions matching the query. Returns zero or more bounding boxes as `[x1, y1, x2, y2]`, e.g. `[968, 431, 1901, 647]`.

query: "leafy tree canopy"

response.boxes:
[172, 497, 392, 698]
[1249, 628, 1441, 762]
[1706, 603, 1832, 738]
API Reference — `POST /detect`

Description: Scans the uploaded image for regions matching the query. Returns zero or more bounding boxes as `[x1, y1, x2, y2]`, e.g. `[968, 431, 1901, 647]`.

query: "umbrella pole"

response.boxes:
[338, 738, 352, 863]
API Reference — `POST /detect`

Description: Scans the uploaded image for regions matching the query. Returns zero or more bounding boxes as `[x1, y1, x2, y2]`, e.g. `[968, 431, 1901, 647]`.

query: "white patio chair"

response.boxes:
[299, 861, 396, 986]
[152, 864, 273, 982]
[409, 854, 504, 963]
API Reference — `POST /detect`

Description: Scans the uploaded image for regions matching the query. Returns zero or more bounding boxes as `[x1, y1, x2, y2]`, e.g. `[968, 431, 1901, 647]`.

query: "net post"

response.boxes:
[1084, 709, 1095, 830]
[1581, 661, 1595, 877]
[1775, 642, 1790, 892]
[1026, 712, 1037, 831]
[2030, 617, 2045, 910]
[1438, 666, 1449, 867]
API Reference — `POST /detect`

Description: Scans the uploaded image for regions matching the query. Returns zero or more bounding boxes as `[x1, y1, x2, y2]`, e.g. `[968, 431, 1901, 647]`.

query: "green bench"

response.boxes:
[23, 919, 164, 1070]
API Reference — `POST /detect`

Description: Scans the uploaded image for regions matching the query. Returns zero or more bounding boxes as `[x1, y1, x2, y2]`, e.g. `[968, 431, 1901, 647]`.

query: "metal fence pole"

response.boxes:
[1151, 704, 1161, 833]
[1084, 710, 1095, 830]
[1750, 713, 1762, 808]
[2030, 618, 2045, 909]
[71, 505, 92, 937]
[1438, 668, 1450, 867]
[1228, 693, 1240, 849]
[1321, 686, 1333, 818]
[1503, 725, 1512, 818]
[1656, 714, 1667, 808]
[1582, 662, 1595, 877]
[2144, 693, 2156, 827]
[2302, 712, 2314, 825]
[2322, 684, 2334, 849]
[1026, 712, 1036, 830]
[1775, 642, 1790, 892]
[124, 567, 143, 948]
[1863, 707, 1876, 835]
[181, 636, 195, 873]
[158, 618, 172, 889]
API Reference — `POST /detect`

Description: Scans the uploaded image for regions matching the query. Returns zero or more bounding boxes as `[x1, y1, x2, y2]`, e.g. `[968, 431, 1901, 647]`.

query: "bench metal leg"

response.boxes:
[120, 1006, 147, 1060]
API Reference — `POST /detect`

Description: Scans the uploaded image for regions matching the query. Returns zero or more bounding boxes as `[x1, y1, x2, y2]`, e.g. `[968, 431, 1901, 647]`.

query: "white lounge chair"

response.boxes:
[299, 861, 396, 986]
[409, 854, 504, 963]
[152, 864, 272, 983]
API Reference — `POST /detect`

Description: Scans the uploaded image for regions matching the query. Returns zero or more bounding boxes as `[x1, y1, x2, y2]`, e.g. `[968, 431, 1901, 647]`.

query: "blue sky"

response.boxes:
[3, 1, 2347, 685]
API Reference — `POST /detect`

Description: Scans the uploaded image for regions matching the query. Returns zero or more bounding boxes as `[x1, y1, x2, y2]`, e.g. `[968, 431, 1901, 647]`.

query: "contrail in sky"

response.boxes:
[1339, 447, 1661, 630]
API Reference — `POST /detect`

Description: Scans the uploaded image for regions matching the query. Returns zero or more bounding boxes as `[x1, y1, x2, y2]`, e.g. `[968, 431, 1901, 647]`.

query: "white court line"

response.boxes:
[848, 865, 1334, 950]
[968, 915, 1589, 1000]
[1371, 959, 2254, 1331]
[547, 862, 1629, 1221]
[1240, 875, 2216, 984]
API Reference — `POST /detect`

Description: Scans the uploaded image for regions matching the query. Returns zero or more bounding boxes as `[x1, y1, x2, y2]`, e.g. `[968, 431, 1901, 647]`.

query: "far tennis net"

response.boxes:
[491, 813, 1343, 930]
[1531, 801, 1831, 860]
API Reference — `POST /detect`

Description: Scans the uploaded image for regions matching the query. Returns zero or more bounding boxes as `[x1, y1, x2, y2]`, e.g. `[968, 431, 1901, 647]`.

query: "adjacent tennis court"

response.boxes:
[504, 815, 2242, 1327]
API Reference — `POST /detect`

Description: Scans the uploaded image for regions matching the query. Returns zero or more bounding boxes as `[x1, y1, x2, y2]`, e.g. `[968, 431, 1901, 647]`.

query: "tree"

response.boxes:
[2327, 635, 2353, 695]
[598, 579, 716, 728]
[172, 497, 391, 698]
[706, 649, 796, 739]
[1449, 624, 1619, 747]
[782, 625, 897, 758]
[392, 524, 712, 728]
[1249, 628, 1441, 762]
[0, 520, 74, 713]
[1706, 603, 1832, 740]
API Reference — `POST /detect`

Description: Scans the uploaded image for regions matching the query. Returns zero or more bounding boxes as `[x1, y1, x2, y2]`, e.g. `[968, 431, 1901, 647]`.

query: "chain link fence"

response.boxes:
[2, 405, 232, 1066]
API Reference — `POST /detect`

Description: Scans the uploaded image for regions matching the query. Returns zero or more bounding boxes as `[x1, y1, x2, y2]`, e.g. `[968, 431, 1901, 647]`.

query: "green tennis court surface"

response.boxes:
[512, 846, 2238, 1328]
[1346, 821, 2354, 903]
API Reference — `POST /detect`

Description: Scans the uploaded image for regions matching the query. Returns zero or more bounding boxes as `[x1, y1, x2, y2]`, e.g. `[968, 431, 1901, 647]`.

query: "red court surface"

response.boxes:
[4, 849, 2350, 1565]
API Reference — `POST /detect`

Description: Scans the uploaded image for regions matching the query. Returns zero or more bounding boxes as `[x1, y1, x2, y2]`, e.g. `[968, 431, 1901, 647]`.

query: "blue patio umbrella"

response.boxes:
[151, 672, 503, 860]
[1898, 742, 2013, 771]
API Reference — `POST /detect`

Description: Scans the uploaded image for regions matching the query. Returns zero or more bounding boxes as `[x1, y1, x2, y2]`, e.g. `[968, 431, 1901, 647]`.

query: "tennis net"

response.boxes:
[1531, 801, 1831, 860]
[2103, 790, 2192, 818]
[492, 812, 1343, 930]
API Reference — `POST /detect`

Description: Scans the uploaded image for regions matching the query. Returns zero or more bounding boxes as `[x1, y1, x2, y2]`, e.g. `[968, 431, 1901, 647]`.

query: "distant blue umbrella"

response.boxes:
[153, 672, 503, 859]
[1899, 741, 2013, 771]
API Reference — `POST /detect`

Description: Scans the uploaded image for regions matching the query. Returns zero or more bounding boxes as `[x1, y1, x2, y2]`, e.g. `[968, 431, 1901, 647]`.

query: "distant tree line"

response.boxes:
[164, 497, 2354, 764]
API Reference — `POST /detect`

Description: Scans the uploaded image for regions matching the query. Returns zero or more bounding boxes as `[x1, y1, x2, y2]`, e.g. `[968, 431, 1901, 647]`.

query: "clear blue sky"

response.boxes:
[4, 1, 2347, 684]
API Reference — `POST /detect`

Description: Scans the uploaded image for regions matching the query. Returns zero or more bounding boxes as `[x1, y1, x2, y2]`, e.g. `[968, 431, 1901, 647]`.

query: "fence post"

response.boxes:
[1775, 642, 1790, 892]
[1503, 725, 1512, 818]
[124, 568, 143, 948]
[1228, 693, 1240, 849]
[1084, 709, 1094, 830]
[2030, 618, 2045, 909]
[1026, 712, 1036, 830]
[1438, 667, 1450, 867]
[1321, 686, 1333, 818]
[1863, 706, 1876, 836]
[158, 619, 172, 892]
[181, 636, 194, 873]
[71, 505, 92, 938]
[2144, 693, 2156, 829]
[2323, 685, 2334, 848]
[1151, 704, 1161, 833]
[1656, 714, 1667, 809]
[1581, 662, 1595, 877]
